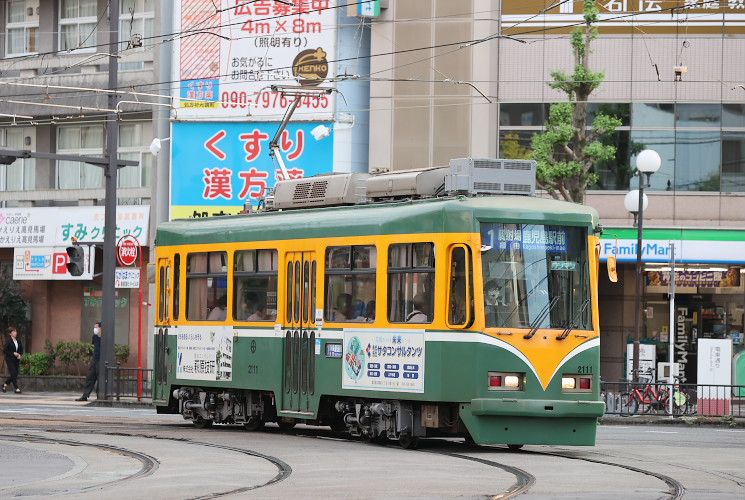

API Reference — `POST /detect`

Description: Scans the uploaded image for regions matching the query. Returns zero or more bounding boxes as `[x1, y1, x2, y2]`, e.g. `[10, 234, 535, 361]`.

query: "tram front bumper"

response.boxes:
[469, 398, 605, 418]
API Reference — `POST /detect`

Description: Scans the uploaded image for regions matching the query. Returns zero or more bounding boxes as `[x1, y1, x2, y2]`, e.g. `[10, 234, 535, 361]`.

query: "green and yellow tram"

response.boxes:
[153, 159, 605, 448]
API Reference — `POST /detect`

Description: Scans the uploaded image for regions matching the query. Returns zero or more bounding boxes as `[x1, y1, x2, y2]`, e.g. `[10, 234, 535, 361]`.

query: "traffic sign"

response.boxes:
[117, 235, 139, 267]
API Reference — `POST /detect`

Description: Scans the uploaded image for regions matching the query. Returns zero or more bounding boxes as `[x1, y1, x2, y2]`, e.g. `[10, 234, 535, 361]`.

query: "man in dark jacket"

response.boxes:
[75, 322, 102, 402]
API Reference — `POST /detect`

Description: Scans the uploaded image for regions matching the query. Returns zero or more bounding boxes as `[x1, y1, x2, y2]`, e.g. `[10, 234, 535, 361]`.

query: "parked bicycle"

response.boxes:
[620, 373, 691, 416]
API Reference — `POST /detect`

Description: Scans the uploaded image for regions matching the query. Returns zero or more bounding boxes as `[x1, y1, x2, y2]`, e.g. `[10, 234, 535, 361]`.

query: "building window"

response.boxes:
[119, 0, 155, 70]
[499, 102, 745, 193]
[6, 0, 38, 56]
[0, 127, 36, 193]
[56, 123, 151, 191]
[56, 124, 105, 189]
[118, 123, 152, 189]
[59, 0, 98, 52]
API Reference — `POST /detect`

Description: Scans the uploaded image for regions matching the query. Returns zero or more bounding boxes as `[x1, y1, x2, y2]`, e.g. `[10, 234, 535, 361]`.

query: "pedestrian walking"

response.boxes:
[2, 326, 23, 394]
[76, 322, 102, 402]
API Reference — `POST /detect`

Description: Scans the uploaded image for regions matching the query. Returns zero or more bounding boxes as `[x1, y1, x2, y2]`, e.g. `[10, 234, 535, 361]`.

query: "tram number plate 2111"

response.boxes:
[577, 365, 593, 374]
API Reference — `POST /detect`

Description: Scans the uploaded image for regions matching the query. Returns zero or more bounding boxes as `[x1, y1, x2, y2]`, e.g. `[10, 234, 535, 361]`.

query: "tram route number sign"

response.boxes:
[117, 235, 139, 267]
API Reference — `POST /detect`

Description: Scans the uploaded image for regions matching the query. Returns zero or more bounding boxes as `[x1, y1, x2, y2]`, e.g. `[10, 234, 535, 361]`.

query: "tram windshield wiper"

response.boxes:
[556, 299, 591, 340]
[524, 296, 559, 339]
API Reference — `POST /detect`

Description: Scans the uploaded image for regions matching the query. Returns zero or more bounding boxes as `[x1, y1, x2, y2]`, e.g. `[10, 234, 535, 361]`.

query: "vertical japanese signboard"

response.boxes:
[174, 0, 337, 120]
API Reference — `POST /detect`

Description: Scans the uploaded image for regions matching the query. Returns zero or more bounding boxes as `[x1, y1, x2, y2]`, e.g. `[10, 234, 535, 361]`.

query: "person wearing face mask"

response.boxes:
[75, 322, 102, 402]
[3, 326, 23, 394]
[484, 280, 515, 328]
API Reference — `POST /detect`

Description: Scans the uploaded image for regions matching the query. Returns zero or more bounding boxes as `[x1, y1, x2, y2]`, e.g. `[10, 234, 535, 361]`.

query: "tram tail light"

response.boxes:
[562, 374, 593, 393]
[488, 372, 523, 391]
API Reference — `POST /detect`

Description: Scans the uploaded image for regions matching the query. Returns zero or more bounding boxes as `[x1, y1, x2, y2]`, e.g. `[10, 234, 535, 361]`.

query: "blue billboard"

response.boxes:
[171, 121, 334, 219]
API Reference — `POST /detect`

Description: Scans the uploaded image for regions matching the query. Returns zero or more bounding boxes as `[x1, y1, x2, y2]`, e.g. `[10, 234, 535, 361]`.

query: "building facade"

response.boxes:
[365, 0, 745, 382]
[0, 0, 157, 359]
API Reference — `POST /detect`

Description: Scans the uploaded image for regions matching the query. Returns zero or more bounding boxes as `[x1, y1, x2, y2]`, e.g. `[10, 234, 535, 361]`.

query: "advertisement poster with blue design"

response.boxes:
[342, 329, 425, 393]
[170, 121, 334, 219]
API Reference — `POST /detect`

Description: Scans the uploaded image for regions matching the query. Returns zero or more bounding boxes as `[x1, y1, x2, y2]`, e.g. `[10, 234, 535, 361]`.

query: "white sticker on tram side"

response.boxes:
[341, 328, 425, 393]
[175, 325, 233, 382]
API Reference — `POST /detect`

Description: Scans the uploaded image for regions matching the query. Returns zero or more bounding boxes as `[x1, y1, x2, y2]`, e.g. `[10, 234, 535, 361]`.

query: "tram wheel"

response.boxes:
[398, 434, 420, 450]
[243, 417, 265, 432]
[277, 419, 296, 430]
[362, 431, 387, 444]
[507, 444, 523, 451]
[193, 416, 213, 429]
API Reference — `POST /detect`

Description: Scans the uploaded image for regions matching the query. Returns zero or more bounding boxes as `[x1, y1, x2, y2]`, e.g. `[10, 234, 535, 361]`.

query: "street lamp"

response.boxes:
[624, 149, 662, 382]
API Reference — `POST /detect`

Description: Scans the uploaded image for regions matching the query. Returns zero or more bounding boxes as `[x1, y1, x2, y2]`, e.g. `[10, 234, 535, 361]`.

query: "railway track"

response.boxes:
[4, 414, 741, 499]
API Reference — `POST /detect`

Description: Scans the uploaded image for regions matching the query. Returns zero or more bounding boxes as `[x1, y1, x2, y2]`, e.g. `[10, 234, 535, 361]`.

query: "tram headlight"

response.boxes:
[562, 374, 593, 393]
[562, 377, 576, 390]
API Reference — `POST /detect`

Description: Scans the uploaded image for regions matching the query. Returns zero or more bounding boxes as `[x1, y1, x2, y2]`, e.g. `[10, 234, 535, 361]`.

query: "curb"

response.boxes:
[600, 415, 745, 428]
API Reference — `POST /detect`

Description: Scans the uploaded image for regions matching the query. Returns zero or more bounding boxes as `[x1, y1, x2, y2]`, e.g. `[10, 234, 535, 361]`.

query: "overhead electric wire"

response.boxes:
[0, 0, 740, 119]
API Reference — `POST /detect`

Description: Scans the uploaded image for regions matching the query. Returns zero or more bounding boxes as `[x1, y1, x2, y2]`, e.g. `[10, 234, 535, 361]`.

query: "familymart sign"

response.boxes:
[600, 228, 745, 264]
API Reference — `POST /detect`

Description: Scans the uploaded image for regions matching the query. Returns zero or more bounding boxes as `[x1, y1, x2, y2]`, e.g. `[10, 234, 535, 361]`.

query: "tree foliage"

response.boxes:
[530, 0, 621, 203]
[0, 278, 30, 338]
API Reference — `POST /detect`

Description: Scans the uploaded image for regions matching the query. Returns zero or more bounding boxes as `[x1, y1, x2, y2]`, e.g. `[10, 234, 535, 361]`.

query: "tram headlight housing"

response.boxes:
[562, 374, 593, 393]
[488, 372, 523, 391]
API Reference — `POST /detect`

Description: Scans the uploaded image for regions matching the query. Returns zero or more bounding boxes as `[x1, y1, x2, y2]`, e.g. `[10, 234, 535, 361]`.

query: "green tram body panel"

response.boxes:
[156, 328, 602, 445]
[154, 195, 603, 446]
[157, 196, 599, 245]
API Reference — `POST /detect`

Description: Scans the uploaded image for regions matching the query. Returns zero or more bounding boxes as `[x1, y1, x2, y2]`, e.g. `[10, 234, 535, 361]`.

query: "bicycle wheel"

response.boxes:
[626, 393, 640, 415]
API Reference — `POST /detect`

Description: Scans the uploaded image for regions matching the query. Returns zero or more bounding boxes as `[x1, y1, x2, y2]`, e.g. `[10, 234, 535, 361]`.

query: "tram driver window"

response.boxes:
[186, 251, 227, 321]
[324, 245, 377, 322]
[388, 242, 435, 323]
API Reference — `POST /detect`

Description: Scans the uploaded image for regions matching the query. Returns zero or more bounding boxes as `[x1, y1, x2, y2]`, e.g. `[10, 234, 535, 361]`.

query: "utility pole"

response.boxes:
[99, 0, 120, 399]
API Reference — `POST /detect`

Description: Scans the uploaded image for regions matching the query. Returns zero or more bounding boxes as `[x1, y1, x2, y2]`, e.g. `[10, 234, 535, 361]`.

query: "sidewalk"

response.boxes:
[0, 391, 153, 408]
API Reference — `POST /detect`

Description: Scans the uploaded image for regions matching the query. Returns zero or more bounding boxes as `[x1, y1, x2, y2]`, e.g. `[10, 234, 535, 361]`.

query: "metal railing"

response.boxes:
[105, 364, 153, 401]
[602, 380, 745, 418]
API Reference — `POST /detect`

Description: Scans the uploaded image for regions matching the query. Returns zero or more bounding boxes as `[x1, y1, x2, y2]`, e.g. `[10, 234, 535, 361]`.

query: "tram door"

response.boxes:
[154, 257, 171, 403]
[281, 251, 317, 415]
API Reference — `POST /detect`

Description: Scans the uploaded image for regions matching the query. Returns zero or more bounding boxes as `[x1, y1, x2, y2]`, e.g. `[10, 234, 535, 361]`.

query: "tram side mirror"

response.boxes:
[607, 256, 618, 283]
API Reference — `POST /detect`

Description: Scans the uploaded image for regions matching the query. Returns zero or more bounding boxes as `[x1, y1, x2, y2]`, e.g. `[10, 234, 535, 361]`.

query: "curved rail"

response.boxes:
[0, 434, 158, 495]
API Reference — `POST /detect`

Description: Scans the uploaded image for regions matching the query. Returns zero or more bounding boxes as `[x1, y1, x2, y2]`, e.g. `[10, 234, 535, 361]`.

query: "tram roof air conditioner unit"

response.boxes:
[365, 166, 449, 199]
[445, 158, 536, 196]
[272, 173, 369, 209]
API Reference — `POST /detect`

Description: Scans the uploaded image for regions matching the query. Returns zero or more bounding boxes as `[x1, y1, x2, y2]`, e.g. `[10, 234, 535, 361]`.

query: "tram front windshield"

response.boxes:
[480, 223, 591, 330]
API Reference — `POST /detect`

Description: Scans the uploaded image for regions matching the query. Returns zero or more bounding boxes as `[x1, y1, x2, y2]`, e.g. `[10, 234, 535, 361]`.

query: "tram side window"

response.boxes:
[324, 245, 377, 322]
[158, 265, 166, 323]
[186, 251, 227, 321]
[388, 243, 435, 323]
[234, 249, 278, 322]
[449, 246, 473, 326]
[173, 254, 181, 321]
